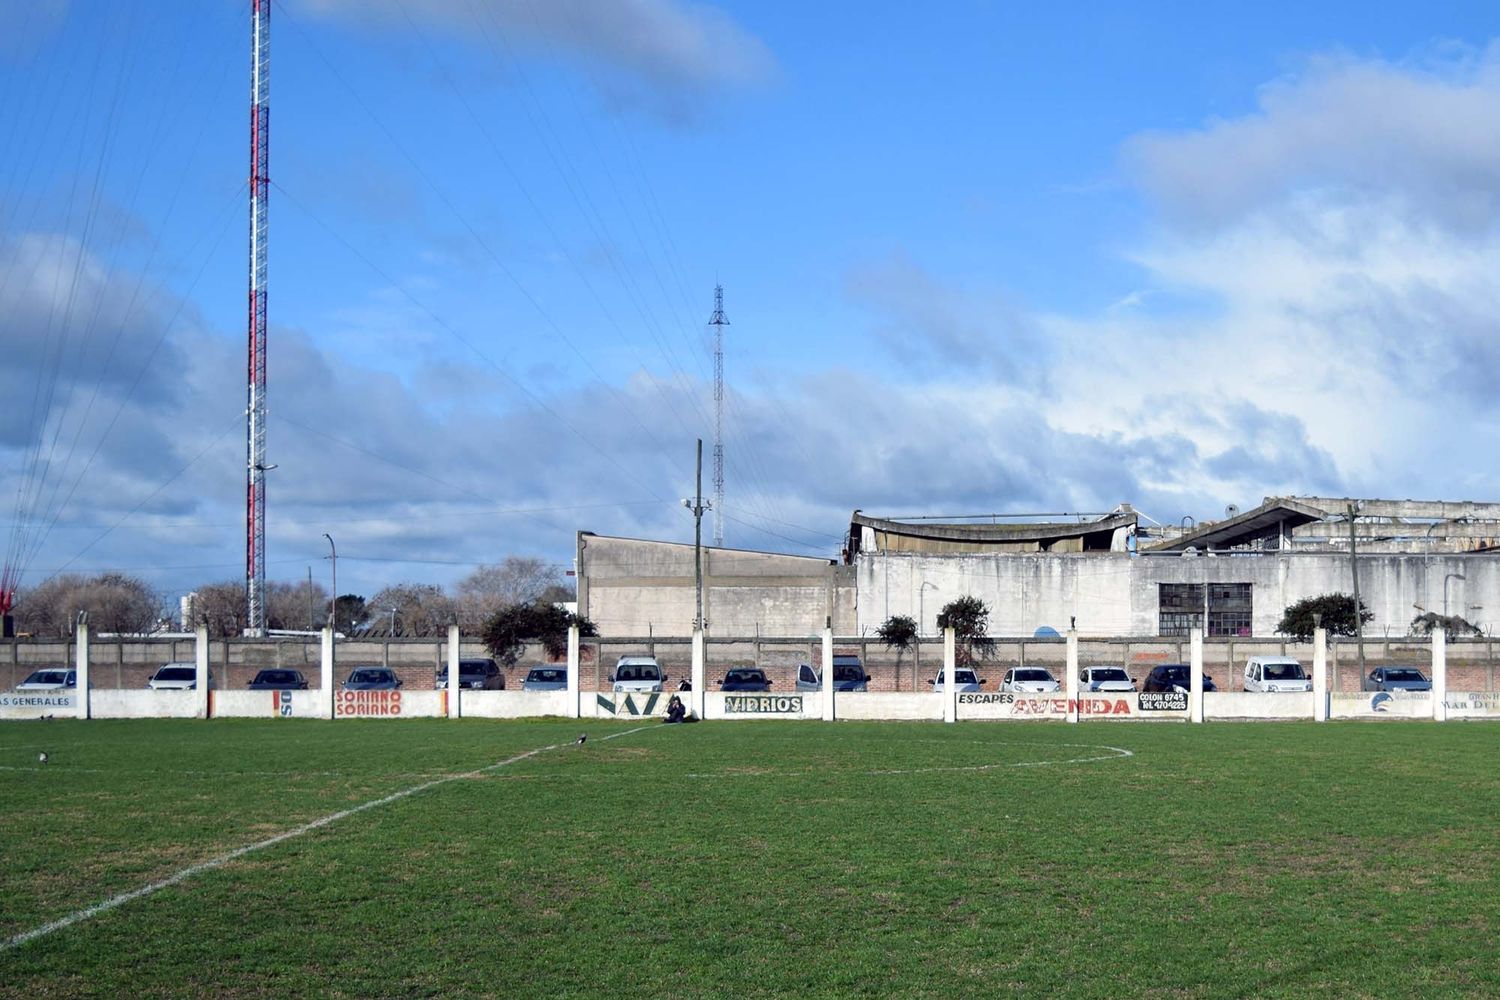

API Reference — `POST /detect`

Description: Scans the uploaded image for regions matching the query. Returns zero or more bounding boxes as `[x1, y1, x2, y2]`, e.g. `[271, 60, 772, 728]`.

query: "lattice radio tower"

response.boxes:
[246, 0, 271, 635]
[709, 285, 729, 547]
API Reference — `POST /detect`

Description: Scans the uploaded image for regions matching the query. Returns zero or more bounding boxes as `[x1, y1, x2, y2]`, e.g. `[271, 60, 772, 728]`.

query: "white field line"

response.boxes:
[684, 741, 1134, 779]
[2, 725, 657, 954]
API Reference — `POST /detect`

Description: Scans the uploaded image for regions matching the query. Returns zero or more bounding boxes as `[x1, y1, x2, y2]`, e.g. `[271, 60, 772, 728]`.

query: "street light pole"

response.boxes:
[1347, 502, 1365, 676]
[1444, 573, 1466, 618]
[323, 533, 337, 628]
[682, 439, 711, 631]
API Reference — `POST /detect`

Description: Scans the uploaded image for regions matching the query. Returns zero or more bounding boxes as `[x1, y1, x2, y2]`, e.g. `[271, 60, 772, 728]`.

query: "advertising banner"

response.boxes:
[0, 692, 76, 719]
[1330, 691, 1431, 719]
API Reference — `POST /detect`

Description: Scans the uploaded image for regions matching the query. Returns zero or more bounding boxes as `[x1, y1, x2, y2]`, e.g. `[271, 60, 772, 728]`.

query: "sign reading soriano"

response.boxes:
[334, 690, 402, 717]
[724, 694, 803, 714]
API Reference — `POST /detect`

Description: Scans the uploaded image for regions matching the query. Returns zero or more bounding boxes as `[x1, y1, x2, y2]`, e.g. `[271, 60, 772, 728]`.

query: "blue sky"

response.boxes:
[3, 0, 1500, 607]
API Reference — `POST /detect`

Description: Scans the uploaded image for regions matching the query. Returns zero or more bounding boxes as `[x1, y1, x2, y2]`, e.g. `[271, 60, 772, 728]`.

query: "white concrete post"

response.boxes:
[1312, 627, 1328, 722]
[691, 629, 706, 719]
[566, 624, 580, 719]
[195, 623, 210, 719]
[820, 627, 835, 722]
[1432, 626, 1447, 722]
[942, 626, 956, 723]
[447, 624, 461, 719]
[1189, 628, 1204, 724]
[75, 618, 90, 720]
[320, 626, 335, 719]
[1065, 629, 1079, 724]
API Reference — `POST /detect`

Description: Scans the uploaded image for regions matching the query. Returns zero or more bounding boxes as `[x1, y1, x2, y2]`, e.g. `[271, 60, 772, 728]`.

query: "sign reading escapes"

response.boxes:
[724, 694, 803, 715]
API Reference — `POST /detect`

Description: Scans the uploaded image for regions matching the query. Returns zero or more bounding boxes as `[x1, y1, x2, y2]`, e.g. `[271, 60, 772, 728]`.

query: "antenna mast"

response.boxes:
[709, 285, 728, 547]
[246, 0, 270, 635]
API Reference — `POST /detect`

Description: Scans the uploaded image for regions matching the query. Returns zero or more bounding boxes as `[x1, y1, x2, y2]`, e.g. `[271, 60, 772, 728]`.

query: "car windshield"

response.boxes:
[1264, 663, 1305, 680]
[156, 667, 195, 681]
[954, 670, 978, 684]
[23, 670, 68, 684]
[350, 670, 390, 683]
[727, 670, 765, 683]
[459, 661, 492, 674]
[1157, 666, 1188, 681]
[256, 671, 294, 683]
[1385, 669, 1425, 682]
[618, 663, 660, 681]
[528, 669, 565, 682]
[833, 666, 863, 681]
[1015, 669, 1053, 682]
[1092, 668, 1130, 681]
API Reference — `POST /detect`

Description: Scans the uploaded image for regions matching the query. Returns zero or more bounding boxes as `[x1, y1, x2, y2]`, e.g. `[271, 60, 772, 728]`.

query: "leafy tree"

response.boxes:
[1409, 611, 1484, 638]
[877, 614, 920, 684]
[1275, 593, 1373, 642]
[936, 595, 995, 666]
[482, 601, 598, 666]
[331, 594, 366, 634]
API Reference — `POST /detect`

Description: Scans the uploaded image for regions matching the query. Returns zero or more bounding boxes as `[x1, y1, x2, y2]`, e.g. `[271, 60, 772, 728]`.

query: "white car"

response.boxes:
[1079, 666, 1136, 692]
[16, 669, 77, 692]
[929, 668, 985, 693]
[1243, 656, 1310, 693]
[611, 655, 666, 693]
[1000, 667, 1061, 693]
[147, 663, 205, 690]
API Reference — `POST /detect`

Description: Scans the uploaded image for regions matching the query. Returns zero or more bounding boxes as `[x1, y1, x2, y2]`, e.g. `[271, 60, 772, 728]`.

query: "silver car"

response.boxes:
[147, 663, 206, 690]
[16, 669, 77, 692]
[929, 668, 985, 693]
[521, 665, 568, 691]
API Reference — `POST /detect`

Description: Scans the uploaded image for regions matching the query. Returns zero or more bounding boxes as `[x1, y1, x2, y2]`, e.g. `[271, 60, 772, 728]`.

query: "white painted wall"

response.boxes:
[1203, 692, 1314, 719]
[92, 690, 199, 719]
[457, 691, 570, 719]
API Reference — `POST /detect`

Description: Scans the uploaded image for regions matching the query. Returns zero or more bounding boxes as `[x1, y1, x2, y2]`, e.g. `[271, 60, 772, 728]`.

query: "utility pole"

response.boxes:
[323, 533, 337, 629]
[682, 439, 712, 630]
[709, 286, 728, 548]
[1348, 502, 1365, 675]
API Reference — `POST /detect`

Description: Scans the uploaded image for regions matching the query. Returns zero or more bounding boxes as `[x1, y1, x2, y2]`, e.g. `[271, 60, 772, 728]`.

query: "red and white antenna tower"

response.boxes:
[709, 285, 728, 548]
[246, 0, 270, 635]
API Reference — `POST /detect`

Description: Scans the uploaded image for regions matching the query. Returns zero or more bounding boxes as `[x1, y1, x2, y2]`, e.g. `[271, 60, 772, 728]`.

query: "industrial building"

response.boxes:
[576, 497, 1500, 639]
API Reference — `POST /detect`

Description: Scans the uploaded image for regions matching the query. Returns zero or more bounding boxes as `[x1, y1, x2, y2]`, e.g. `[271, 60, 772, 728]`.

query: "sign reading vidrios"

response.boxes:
[724, 694, 803, 715]
[335, 690, 402, 717]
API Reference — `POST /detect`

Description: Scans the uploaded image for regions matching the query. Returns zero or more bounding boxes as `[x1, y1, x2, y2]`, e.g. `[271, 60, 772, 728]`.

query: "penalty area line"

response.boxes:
[1, 724, 658, 954]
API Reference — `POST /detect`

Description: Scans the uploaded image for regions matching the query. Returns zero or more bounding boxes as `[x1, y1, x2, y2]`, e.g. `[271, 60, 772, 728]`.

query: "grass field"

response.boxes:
[1, 718, 1496, 998]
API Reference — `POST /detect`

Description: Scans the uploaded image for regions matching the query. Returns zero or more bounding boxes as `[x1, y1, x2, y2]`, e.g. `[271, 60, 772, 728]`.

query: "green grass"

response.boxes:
[1, 719, 1496, 998]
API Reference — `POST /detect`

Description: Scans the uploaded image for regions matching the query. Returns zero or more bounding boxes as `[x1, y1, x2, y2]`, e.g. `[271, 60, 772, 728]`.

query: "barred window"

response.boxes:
[1159, 583, 1252, 636]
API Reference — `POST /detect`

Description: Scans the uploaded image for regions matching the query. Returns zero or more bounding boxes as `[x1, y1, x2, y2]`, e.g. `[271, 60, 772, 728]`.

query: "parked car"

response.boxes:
[1364, 666, 1432, 692]
[930, 668, 986, 693]
[611, 655, 666, 693]
[1243, 656, 1310, 693]
[434, 657, 504, 690]
[1079, 666, 1136, 692]
[1141, 664, 1217, 693]
[247, 669, 308, 690]
[521, 665, 568, 691]
[794, 660, 871, 692]
[719, 667, 772, 692]
[147, 663, 207, 690]
[16, 668, 77, 692]
[999, 667, 1061, 693]
[342, 667, 401, 691]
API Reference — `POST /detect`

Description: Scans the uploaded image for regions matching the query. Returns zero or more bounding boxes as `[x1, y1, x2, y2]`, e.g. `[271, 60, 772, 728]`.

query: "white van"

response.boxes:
[1243, 656, 1310, 693]
[611, 655, 666, 693]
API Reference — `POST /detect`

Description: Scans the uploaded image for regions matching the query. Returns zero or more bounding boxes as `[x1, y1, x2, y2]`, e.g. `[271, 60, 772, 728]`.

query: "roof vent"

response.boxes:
[1225, 504, 1240, 519]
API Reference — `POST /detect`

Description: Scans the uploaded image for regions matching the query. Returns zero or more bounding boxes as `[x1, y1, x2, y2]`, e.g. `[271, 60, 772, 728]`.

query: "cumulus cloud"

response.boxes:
[296, 0, 777, 121]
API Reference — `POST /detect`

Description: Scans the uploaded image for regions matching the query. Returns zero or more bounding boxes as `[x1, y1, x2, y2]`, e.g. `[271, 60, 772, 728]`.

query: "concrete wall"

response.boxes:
[859, 551, 1500, 639]
[577, 533, 855, 637]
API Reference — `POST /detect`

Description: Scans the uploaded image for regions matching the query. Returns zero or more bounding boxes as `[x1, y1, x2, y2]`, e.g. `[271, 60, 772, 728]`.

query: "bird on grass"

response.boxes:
[575, 734, 587, 746]
[38, 751, 49, 764]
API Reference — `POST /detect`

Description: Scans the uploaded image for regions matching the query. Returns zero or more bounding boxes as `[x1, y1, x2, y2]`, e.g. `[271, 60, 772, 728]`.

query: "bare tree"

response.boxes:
[455, 557, 566, 631]
[14, 573, 161, 637]
[265, 579, 330, 632]
[190, 581, 247, 638]
[367, 582, 456, 637]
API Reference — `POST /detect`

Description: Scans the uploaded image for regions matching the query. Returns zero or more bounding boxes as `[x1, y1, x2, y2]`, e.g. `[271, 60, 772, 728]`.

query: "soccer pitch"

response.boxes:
[1, 720, 1496, 997]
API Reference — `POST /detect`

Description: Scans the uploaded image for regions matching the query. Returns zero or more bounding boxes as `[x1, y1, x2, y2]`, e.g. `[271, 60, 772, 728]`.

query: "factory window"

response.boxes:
[1159, 583, 1254, 637]
[1158, 584, 1204, 636]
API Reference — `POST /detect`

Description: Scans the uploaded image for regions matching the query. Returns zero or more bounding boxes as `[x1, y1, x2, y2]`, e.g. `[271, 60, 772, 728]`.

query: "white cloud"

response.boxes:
[296, 0, 777, 120]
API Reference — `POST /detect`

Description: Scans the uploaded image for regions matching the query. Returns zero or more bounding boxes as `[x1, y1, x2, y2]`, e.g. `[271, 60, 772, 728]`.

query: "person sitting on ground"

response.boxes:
[665, 694, 686, 724]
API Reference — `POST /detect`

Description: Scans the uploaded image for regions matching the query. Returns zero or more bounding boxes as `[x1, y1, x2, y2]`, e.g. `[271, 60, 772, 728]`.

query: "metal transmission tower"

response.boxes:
[708, 285, 729, 547]
[245, 0, 271, 635]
